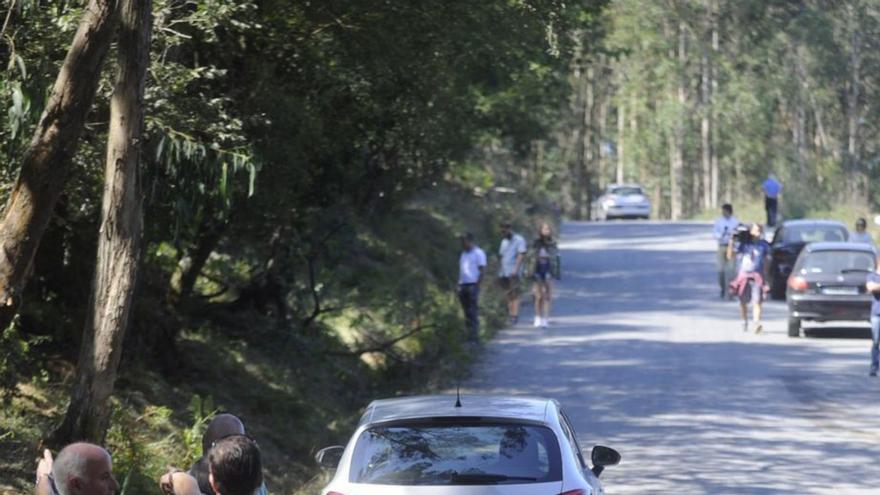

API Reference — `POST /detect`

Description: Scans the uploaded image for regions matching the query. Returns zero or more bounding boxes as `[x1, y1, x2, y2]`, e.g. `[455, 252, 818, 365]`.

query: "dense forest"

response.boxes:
[1, 0, 879, 493]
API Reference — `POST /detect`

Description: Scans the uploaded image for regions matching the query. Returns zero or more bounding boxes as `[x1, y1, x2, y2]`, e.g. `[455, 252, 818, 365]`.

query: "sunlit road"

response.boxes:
[466, 221, 880, 495]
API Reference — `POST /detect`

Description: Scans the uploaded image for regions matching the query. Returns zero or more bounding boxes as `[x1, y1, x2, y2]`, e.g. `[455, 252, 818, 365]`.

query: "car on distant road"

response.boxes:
[591, 184, 651, 220]
[786, 242, 875, 337]
[316, 394, 621, 495]
[768, 219, 849, 299]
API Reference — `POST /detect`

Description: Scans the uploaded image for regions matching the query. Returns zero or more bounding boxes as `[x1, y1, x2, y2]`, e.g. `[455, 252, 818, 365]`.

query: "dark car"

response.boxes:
[768, 220, 849, 299]
[786, 242, 876, 337]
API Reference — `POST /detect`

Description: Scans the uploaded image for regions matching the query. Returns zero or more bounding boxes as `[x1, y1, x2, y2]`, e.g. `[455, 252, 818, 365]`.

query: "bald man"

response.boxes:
[35, 443, 119, 495]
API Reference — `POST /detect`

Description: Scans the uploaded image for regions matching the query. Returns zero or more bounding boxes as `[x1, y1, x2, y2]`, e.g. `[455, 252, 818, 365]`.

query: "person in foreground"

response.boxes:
[34, 443, 118, 495]
[160, 471, 203, 495]
[208, 435, 263, 495]
[728, 223, 770, 333]
[713, 204, 739, 298]
[532, 222, 558, 328]
[865, 264, 880, 376]
[458, 232, 486, 344]
[498, 222, 527, 325]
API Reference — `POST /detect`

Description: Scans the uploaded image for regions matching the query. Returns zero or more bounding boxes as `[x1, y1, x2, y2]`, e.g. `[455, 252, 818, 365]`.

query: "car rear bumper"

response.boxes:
[787, 294, 871, 321]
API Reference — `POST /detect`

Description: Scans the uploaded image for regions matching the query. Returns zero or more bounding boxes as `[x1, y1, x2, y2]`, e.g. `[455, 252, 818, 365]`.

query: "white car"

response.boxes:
[316, 395, 620, 495]
[592, 184, 651, 220]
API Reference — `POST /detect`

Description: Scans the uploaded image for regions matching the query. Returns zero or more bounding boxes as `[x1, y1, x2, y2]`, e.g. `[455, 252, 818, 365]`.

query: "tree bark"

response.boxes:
[0, 0, 119, 330]
[710, 4, 719, 208]
[583, 65, 595, 219]
[670, 22, 687, 221]
[700, 42, 711, 210]
[616, 101, 625, 184]
[54, 0, 151, 445]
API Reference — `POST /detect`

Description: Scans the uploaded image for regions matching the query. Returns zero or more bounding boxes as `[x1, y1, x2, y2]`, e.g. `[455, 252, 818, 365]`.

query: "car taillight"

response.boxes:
[558, 491, 586, 495]
[788, 276, 808, 292]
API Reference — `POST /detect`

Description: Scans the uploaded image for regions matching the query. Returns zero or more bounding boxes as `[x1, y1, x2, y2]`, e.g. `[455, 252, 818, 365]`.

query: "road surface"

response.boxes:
[467, 221, 880, 495]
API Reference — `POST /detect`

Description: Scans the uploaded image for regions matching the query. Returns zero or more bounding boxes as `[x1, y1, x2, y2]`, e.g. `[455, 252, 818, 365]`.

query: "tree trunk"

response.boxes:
[700, 44, 711, 211]
[670, 22, 687, 221]
[54, 0, 151, 445]
[583, 65, 595, 219]
[710, 5, 719, 209]
[598, 99, 608, 190]
[616, 101, 625, 184]
[0, 0, 119, 330]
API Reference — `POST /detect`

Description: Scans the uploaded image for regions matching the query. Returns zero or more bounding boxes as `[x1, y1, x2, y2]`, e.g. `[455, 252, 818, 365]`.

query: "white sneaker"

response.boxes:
[540, 317, 548, 328]
[533, 316, 541, 328]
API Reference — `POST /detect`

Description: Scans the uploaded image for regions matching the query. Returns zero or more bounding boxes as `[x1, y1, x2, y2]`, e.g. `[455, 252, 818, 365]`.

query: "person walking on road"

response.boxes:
[850, 218, 874, 246]
[532, 222, 558, 329]
[713, 204, 739, 298]
[498, 222, 527, 325]
[728, 223, 770, 333]
[761, 173, 782, 227]
[865, 265, 880, 376]
[458, 232, 486, 344]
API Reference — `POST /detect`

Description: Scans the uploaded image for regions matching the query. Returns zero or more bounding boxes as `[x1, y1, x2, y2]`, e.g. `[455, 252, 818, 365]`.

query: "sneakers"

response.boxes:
[754, 323, 763, 334]
[870, 369, 878, 377]
[742, 321, 749, 333]
[533, 316, 541, 328]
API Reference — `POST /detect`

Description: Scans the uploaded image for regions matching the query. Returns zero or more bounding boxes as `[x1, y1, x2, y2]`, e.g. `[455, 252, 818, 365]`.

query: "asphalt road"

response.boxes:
[466, 221, 880, 495]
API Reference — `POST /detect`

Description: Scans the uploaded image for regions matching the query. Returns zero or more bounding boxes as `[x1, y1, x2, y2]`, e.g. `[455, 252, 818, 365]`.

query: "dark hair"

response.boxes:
[857, 217, 867, 227]
[722, 203, 733, 213]
[209, 435, 262, 495]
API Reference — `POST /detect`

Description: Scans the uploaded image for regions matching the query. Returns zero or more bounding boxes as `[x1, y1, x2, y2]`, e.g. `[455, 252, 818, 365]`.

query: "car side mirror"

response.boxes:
[315, 445, 345, 470]
[590, 445, 621, 477]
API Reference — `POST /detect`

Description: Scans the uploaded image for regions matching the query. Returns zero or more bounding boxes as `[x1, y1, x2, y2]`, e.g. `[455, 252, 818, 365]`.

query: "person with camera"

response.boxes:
[727, 223, 771, 333]
[713, 204, 739, 298]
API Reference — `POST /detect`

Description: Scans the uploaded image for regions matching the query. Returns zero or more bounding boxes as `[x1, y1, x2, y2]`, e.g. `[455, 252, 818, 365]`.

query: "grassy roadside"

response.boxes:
[0, 184, 554, 495]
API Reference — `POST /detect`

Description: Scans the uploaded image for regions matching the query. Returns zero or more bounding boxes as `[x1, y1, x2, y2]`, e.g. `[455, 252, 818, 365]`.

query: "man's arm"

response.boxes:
[727, 238, 735, 261]
[34, 450, 52, 495]
[867, 279, 880, 292]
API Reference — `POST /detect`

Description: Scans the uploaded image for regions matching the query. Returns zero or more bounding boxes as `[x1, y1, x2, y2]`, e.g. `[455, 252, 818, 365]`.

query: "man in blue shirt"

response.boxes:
[761, 173, 782, 227]
[865, 267, 880, 376]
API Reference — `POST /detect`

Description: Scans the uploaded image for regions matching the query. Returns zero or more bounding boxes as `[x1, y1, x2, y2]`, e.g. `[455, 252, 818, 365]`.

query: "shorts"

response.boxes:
[498, 276, 521, 295]
[739, 277, 764, 304]
[533, 259, 552, 282]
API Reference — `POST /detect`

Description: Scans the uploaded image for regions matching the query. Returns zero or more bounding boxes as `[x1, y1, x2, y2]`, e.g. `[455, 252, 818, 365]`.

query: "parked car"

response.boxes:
[316, 395, 621, 495]
[591, 184, 651, 220]
[786, 242, 876, 337]
[768, 219, 849, 299]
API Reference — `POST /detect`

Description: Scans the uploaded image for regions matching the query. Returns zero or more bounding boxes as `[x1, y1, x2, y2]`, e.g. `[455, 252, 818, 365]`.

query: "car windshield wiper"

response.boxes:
[450, 472, 539, 484]
[841, 268, 872, 273]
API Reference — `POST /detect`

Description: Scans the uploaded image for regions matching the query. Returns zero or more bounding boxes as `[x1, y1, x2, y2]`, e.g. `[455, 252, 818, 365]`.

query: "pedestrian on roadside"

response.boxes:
[208, 435, 264, 495]
[189, 413, 268, 495]
[498, 222, 527, 325]
[728, 223, 771, 333]
[865, 265, 880, 376]
[532, 222, 558, 329]
[713, 204, 739, 298]
[850, 218, 874, 246]
[458, 232, 486, 344]
[34, 443, 119, 495]
[761, 173, 782, 227]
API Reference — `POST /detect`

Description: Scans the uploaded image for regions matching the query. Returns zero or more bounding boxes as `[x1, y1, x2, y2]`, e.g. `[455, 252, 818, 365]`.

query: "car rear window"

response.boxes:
[783, 225, 847, 243]
[610, 186, 642, 196]
[798, 251, 875, 275]
[349, 422, 562, 485]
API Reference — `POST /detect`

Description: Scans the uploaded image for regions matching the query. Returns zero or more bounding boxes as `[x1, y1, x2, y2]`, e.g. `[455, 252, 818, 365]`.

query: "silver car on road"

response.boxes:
[316, 395, 620, 495]
[591, 184, 652, 220]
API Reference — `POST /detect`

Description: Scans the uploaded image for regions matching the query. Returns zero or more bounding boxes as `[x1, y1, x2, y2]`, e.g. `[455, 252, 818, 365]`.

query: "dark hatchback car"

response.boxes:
[768, 220, 849, 299]
[786, 242, 876, 337]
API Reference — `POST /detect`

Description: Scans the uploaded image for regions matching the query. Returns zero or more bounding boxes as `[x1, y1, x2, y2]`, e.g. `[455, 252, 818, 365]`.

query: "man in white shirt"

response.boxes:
[498, 222, 527, 325]
[850, 218, 874, 246]
[458, 232, 487, 344]
[713, 204, 739, 298]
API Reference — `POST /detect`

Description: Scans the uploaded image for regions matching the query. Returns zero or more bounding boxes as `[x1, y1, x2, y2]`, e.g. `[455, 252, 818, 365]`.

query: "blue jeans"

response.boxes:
[871, 316, 880, 373]
[458, 284, 480, 343]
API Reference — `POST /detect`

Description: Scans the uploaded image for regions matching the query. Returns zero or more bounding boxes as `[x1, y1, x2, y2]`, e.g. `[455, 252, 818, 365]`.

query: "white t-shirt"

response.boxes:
[713, 215, 739, 246]
[498, 233, 527, 277]
[459, 247, 487, 284]
[850, 231, 875, 246]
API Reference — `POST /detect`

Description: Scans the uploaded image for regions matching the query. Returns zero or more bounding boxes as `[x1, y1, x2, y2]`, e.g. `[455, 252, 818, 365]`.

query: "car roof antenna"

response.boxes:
[455, 383, 462, 408]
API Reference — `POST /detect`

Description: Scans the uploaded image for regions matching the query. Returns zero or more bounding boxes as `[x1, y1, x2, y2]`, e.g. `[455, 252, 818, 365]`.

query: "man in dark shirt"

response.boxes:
[189, 414, 268, 495]
[865, 268, 880, 376]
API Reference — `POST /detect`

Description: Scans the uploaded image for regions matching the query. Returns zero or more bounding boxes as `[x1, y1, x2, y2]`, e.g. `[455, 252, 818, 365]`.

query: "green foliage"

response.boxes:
[0, 317, 29, 404]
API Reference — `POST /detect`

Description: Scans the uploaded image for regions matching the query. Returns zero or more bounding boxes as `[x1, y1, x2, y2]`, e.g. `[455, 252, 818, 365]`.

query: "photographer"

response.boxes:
[727, 223, 770, 333]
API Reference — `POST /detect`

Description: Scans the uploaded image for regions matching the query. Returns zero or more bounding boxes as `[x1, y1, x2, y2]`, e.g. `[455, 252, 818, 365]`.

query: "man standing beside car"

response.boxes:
[498, 222, 527, 325]
[713, 204, 739, 298]
[865, 266, 880, 376]
[850, 218, 874, 246]
[761, 173, 782, 227]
